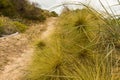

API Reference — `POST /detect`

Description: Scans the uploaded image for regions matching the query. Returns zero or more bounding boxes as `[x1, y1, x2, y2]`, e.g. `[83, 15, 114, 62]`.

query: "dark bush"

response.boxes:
[0, 0, 55, 22]
[50, 11, 58, 17]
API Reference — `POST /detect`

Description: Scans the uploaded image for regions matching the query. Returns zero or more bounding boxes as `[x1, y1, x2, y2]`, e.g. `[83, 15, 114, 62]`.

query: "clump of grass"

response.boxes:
[35, 40, 46, 49]
[26, 39, 62, 80]
[26, 39, 113, 80]
[57, 8, 105, 56]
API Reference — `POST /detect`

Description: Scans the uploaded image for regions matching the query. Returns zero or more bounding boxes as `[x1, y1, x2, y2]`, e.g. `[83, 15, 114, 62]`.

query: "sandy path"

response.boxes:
[41, 18, 56, 40]
[0, 48, 33, 80]
[0, 17, 57, 80]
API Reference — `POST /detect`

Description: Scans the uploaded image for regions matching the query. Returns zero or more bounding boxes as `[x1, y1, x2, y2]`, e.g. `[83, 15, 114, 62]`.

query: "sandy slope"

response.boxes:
[0, 17, 57, 80]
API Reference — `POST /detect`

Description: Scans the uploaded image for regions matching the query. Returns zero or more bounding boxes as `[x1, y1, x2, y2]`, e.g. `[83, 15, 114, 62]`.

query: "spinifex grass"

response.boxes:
[26, 39, 113, 80]
[26, 2, 120, 80]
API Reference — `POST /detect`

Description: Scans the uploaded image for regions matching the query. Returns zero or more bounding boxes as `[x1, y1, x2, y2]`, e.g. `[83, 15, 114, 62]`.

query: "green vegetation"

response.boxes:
[13, 21, 27, 33]
[0, 16, 27, 36]
[0, 0, 58, 22]
[0, 0, 58, 36]
[26, 7, 120, 80]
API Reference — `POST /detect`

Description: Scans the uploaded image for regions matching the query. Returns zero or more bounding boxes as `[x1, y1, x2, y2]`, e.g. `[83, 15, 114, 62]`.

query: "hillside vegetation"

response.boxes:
[0, 0, 58, 21]
[0, 0, 58, 36]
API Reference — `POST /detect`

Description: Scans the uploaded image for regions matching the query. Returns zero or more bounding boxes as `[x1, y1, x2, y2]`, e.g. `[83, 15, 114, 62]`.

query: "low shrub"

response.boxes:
[0, 16, 27, 36]
[13, 21, 27, 32]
